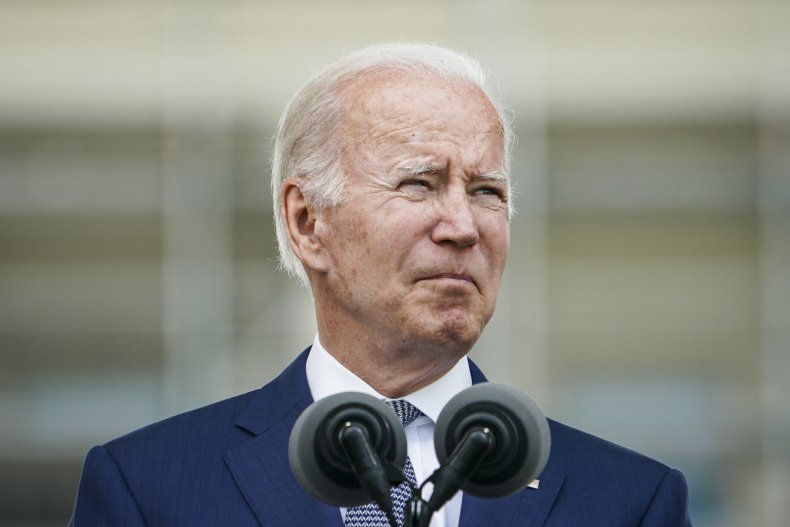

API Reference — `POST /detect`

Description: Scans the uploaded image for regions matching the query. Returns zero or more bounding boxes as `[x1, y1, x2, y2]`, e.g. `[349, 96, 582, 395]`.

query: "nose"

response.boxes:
[430, 187, 479, 248]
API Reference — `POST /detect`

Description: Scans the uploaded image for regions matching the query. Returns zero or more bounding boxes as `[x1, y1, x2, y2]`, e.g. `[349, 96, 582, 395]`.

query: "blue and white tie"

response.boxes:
[344, 399, 422, 527]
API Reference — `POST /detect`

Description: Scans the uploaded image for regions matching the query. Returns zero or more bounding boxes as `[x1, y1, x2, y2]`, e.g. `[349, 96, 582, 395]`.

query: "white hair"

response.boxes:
[271, 42, 514, 287]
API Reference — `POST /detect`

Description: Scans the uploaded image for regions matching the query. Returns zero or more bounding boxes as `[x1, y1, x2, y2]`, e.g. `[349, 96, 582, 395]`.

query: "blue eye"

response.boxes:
[474, 186, 505, 198]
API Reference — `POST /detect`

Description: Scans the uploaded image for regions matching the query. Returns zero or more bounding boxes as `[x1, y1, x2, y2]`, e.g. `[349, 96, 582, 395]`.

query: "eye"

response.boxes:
[403, 178, 428, 187]
[475, 186, 501, 196]
[398, 175, 435, 197]
[472, 185, 507, 200]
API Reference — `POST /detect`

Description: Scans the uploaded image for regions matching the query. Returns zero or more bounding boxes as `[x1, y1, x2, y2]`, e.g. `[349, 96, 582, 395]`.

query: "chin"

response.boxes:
[429, 317, 484, 355]
[400, 305, 490, 354]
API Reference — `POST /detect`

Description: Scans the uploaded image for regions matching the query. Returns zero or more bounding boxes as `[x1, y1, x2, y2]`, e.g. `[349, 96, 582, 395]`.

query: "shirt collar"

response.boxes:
[306, 333, 472, 423]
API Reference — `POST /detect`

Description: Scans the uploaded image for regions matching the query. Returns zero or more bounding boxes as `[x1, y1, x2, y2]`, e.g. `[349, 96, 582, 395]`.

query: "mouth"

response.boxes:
[419, 272, 477, 289]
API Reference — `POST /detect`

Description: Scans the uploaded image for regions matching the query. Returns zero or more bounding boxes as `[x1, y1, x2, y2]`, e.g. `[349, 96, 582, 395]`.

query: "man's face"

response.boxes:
[312, 72, 510, 359]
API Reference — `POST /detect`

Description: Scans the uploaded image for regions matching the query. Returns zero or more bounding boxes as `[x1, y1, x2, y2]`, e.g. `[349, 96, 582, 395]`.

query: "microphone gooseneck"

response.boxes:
[337, 421, 395, 515]
[425, 425, 494, 512]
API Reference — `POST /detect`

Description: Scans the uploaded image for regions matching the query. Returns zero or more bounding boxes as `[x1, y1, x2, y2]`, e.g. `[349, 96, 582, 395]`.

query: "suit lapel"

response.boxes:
[224, 350, 343, 527]
[458, 465, 565, 527]
[462, 360, 566, 526]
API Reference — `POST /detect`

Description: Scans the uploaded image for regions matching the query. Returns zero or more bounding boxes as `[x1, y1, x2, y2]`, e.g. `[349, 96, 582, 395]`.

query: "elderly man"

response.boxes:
[69, 43, 692, 526]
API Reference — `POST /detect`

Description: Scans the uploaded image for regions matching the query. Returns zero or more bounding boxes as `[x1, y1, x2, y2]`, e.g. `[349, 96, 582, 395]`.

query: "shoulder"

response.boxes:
[544, 419, 691, 525]
[71, 351, 314, 525]
[69, 389, 269, 526]
[548, 418, 675, 482]
[102, 348, 312, 458]
[102, 389, 262, 462]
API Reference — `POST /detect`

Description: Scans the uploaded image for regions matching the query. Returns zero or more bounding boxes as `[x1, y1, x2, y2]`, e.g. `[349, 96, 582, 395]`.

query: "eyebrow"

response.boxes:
[397, 163, 441, 176]
[397, 165, 509, 182]
[474, 171, 509, 183]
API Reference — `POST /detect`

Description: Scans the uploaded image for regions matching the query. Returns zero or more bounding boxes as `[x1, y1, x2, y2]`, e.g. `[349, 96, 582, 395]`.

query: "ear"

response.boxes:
[281, 178, 330, 274]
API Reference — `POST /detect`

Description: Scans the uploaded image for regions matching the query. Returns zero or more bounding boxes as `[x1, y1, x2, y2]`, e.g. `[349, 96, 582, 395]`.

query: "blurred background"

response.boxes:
[1, 0, 788, 525]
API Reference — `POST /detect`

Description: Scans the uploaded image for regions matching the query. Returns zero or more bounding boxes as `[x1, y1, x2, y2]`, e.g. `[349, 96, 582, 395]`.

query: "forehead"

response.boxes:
[339, 70, 505, 149]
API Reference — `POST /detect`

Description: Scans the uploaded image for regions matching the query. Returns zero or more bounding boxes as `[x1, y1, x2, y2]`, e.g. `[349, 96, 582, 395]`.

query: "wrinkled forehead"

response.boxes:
[337, 69, 506, 149]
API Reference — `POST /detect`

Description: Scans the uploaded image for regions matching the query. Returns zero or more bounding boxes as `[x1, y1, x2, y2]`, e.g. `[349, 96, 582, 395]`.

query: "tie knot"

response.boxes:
[386, 399, 422, 427]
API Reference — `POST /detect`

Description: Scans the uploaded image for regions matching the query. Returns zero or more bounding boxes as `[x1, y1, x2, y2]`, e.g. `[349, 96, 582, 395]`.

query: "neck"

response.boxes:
[316, 318, 466, 399]
[329, 345, 462, 399]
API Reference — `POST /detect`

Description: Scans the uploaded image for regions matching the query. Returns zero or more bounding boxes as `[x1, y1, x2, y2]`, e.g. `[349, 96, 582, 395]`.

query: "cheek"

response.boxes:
[318, 210, 368, 271]
[480, 210, 509, 239]
[339, 210, 406, 272]
[483, 221, 510, 266]
[379, 205, 431, 240]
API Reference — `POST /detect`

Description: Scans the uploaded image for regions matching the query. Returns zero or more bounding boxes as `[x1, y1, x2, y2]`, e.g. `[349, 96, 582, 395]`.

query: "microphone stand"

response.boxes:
[403, 427, 494, 527]
[403, 494, 433, 527]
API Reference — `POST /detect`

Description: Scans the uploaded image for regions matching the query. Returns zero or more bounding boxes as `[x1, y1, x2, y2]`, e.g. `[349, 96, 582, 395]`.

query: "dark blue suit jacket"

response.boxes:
[69, 349, 692, 526]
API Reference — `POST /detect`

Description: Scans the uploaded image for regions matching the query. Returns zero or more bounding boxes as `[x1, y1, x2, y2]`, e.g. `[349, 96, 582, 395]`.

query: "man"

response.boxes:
[69, 43, 692, 526]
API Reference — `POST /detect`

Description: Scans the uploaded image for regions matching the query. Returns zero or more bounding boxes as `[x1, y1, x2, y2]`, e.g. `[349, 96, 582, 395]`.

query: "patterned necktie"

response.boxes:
[344, 399, 422, 527]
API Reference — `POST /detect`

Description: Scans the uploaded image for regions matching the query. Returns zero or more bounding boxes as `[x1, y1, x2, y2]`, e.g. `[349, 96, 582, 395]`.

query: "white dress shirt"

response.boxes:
[306, 334, 471, 527]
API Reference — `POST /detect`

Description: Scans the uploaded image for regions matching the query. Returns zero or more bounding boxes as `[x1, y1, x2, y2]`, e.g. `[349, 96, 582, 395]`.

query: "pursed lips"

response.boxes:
[418, 272, 478, 289]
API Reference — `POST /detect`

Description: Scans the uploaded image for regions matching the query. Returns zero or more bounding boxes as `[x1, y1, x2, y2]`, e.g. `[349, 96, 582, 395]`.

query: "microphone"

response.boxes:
[288, 392, 407, 512]
[427, 383, 551, 512]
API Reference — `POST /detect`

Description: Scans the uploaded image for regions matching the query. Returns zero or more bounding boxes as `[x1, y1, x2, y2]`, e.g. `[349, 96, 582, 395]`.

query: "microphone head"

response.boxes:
[434, 383, 551, 498]
[288, 392, 407, 507]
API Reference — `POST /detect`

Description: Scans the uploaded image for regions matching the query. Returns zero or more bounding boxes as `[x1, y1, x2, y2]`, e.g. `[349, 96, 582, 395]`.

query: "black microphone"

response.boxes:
[426, 383, 551, 513]
[288, 392, 407, 513]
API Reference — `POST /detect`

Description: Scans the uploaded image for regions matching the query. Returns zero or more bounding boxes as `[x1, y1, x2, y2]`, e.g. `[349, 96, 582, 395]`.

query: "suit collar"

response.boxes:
[231, 348, 312, 436]
[224, 348, 343, 526]
[468, 357, 486, 385]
